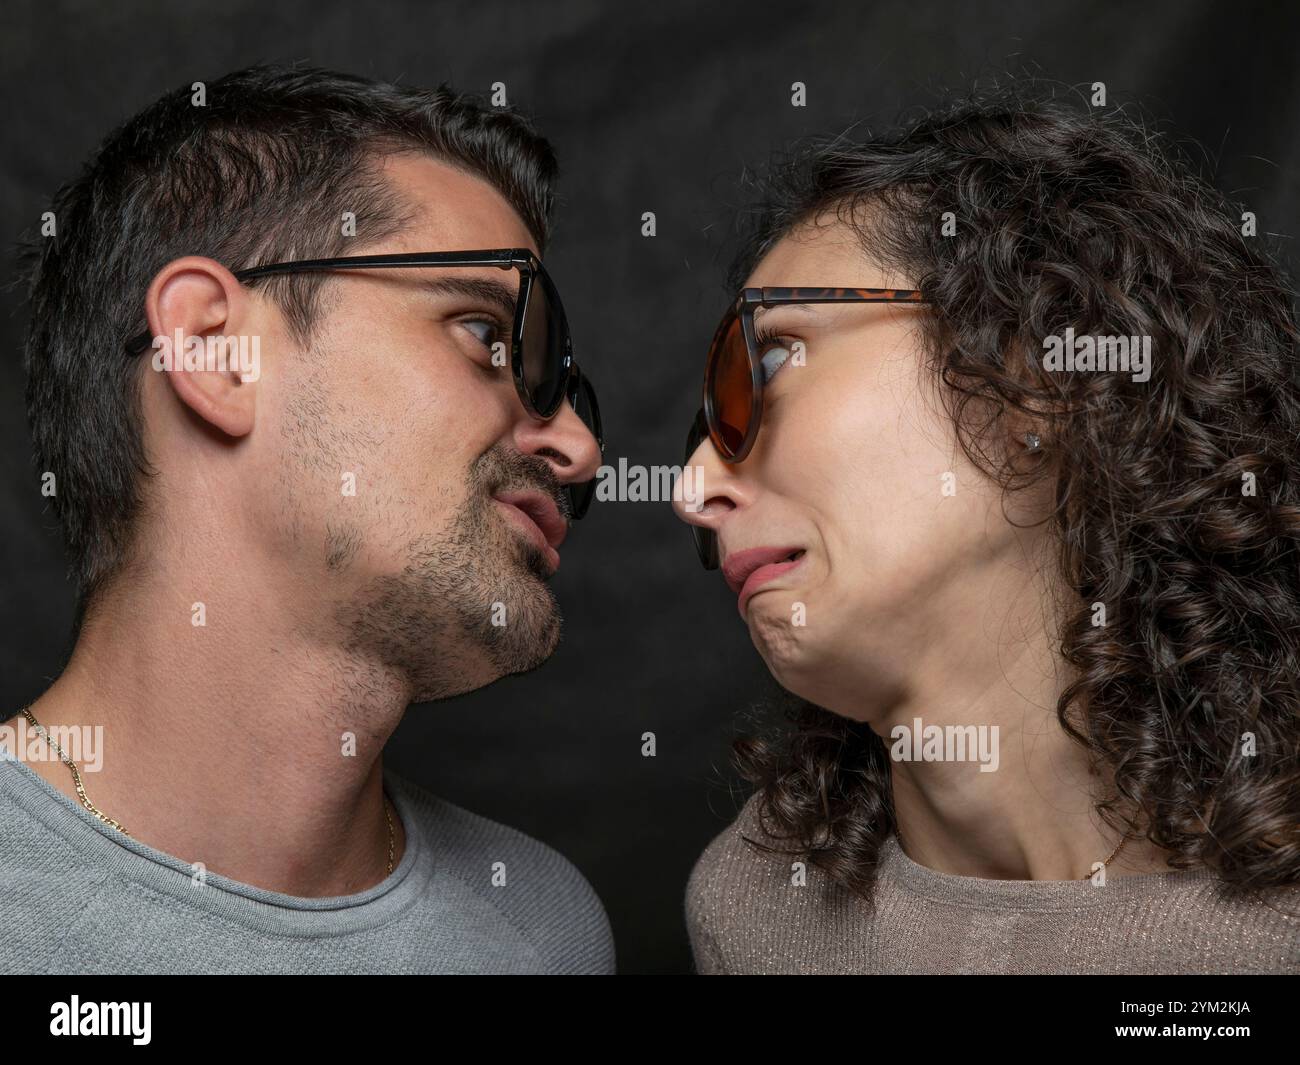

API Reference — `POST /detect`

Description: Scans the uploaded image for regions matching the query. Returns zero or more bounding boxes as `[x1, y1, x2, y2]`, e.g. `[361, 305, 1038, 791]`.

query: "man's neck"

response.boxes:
[20, 580, 410, 897]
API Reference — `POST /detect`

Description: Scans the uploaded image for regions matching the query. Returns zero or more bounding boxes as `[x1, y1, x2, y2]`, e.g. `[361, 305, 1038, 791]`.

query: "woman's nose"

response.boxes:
[672, 437, 740, 530]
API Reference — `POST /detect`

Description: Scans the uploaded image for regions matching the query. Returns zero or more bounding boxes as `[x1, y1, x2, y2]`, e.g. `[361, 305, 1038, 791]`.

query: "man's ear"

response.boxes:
[143, 256, 258, 438]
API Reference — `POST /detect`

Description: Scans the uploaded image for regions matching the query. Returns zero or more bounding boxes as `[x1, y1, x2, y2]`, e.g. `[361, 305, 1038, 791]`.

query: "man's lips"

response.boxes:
[722, 545, 806, 616]
[493, 490, 567, 573]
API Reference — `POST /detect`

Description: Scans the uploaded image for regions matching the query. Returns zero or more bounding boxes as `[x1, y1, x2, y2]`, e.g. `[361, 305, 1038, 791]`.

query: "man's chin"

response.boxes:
[411, 607, 561, 701]
[479, 565, 563, 669]
[501, 615, 562, 676]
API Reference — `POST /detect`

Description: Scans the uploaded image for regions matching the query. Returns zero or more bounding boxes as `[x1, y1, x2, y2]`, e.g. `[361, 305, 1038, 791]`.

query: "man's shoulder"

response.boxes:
[385, 769, 615, 974]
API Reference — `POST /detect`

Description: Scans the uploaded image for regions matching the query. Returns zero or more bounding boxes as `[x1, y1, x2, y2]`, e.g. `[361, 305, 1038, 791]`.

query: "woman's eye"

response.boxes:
[758, 336, 796, 385]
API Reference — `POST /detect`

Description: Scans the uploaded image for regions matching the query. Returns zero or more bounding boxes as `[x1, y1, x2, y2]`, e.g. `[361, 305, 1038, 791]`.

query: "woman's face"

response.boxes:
[676, 216, 1051, 721]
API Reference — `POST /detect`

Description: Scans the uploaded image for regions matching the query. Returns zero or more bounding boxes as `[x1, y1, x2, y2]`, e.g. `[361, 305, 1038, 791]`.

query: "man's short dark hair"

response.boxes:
[21, 63, 558, 616]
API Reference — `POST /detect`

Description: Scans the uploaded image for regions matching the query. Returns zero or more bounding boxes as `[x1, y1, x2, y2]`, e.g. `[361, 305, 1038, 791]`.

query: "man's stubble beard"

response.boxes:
[337, 445, 566, 703]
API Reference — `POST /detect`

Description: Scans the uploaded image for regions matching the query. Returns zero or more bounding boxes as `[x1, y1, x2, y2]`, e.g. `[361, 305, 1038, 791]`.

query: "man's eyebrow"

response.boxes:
[418, 276, 518, 317]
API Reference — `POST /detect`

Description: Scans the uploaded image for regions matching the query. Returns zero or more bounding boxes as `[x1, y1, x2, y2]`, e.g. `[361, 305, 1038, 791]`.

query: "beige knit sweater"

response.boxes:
[686, 793, 1300, 974]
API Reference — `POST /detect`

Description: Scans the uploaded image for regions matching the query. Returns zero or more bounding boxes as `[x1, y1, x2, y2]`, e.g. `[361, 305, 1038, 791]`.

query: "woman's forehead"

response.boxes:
[746, 217, 890, 288]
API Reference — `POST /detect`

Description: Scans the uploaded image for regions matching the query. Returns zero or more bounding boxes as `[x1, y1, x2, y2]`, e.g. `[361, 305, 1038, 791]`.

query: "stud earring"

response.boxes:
[1024, 431, 1043, 453]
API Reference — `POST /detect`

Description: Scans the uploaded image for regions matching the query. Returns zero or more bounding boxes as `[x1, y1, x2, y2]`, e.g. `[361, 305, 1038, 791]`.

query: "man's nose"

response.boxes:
[513, 402, 602, 495]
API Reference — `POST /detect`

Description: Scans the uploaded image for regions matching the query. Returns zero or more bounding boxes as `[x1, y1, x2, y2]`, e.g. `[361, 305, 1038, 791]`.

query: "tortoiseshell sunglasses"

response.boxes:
[699, 286, 929, 464]
[684, 286, 929, 569]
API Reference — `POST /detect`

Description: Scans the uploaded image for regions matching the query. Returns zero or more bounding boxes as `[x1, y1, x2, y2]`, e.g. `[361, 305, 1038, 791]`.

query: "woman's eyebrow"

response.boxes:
[419, 276, 518, 317]
[754, 303, 825, 324]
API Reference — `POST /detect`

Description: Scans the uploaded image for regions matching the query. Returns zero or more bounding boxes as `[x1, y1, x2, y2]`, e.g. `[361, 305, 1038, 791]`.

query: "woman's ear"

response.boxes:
[996, 333, 1061, 462]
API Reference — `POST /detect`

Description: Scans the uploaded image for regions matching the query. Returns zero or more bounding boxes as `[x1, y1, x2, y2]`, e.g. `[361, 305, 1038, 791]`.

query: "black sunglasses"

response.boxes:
[126, 249, 603, 519]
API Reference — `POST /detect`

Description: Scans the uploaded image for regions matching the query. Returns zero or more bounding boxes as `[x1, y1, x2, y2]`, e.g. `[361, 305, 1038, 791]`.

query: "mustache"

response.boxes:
[476, 445, 572, 522]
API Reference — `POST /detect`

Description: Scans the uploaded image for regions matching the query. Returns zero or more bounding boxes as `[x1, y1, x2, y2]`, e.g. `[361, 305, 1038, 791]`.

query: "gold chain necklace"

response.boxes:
[1082, 832, 1131, 880]
[18, 707, 396, 876]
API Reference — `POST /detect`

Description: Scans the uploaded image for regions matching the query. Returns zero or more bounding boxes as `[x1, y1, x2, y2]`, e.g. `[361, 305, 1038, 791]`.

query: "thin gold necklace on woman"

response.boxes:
[1083, 832, 1131, 880]
[18, 707, 396, 875]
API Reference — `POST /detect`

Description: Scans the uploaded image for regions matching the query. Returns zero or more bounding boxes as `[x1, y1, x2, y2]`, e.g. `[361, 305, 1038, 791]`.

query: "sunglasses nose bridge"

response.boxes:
[681, 413, 743, 569]
[559, 368, 601, 520]
[694, 527, 720, 570]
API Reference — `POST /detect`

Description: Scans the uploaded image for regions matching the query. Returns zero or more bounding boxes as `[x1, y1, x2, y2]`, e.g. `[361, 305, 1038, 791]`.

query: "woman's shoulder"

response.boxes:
[687, 792, 769, 895]
[683, 792, 1300, 974]
[688, 790, 790, 882]
[685, 791, 835, 973]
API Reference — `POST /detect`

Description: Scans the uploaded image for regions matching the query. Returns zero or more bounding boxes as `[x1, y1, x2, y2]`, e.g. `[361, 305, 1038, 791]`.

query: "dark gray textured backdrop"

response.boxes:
[2, 0, 1297, 973]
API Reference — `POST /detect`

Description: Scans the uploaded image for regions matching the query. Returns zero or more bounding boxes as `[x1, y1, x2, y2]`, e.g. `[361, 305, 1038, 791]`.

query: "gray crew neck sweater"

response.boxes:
[686, 793, 1300, 974]
[0, 753, 614, 974]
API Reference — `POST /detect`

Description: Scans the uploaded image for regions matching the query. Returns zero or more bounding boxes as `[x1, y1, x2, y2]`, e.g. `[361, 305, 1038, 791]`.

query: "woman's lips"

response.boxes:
[722, 546, 806, 616]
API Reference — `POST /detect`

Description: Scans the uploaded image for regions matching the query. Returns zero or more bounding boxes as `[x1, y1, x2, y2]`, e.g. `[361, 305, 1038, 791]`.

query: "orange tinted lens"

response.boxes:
[706, 311, 752, 457]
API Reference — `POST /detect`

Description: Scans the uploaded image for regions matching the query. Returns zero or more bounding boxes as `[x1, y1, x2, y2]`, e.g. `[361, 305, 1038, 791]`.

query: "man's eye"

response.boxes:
[459, 317, 503, 349]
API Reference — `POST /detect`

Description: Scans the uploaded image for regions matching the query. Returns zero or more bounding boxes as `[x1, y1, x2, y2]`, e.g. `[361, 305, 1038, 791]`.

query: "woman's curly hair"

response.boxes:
[725, 87, 1300, 902]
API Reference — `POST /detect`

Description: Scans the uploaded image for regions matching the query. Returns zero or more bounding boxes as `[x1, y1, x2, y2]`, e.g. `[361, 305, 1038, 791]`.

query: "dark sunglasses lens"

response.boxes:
[522, 270, 570, 416]
[684, 411, 718, 569]
[704, 310, 752, 459]
[566, 374, 602, 520]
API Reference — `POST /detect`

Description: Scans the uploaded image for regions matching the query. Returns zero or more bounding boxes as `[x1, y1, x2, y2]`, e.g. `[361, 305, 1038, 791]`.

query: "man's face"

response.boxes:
[249, 154, 601, 701]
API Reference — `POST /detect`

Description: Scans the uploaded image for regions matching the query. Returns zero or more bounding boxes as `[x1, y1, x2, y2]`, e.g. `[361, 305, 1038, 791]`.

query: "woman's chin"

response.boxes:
[748, 608, 827, 699]
[748, 609, 894, 720]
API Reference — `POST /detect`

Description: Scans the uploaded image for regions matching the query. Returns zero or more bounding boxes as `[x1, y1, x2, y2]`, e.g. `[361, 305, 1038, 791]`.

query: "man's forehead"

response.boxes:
[377, 153, 538, 256]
